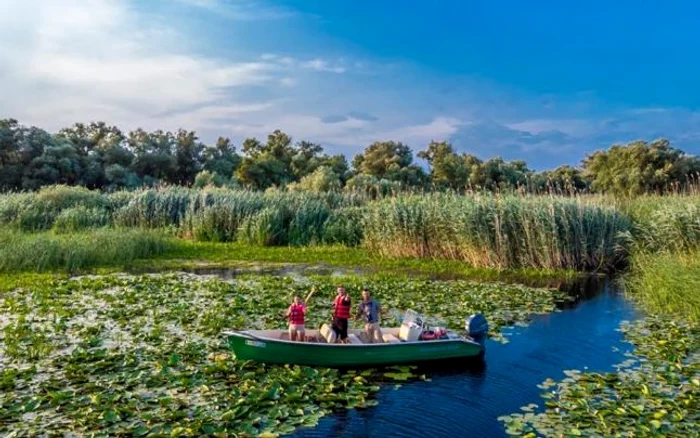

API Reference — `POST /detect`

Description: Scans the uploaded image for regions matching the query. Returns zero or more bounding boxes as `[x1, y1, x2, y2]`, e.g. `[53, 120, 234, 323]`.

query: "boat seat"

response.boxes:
[383, 334, 401, 344]
[319, 324, 337, 343]
[347, 334, 363, 344]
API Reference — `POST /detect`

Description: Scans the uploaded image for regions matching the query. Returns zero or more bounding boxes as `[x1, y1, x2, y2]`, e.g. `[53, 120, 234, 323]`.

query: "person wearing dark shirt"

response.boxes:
[356, 288, 383, 343]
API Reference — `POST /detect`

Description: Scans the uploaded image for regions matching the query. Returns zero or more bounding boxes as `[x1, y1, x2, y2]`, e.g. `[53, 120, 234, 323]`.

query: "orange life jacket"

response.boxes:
[288, 303, 306, 325]
[333, 295, 351, 319]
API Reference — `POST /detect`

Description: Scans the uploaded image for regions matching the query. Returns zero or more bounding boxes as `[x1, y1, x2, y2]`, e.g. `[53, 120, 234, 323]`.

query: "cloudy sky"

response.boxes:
[1, 0, 699, 169]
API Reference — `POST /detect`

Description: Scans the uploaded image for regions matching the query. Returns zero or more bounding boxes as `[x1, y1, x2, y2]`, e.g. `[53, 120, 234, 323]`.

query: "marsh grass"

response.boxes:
[626, 251, 700, 322]
[624, 195, 700, 253]
[0, 185, 107, 231]
[2, 185, 700, 272]
[501, 193, 700, 437]
[621, 193, 700, 319]
[52, 206, 110, 233]
[0, 228, 172, 273]
[363, 193, 631, 271]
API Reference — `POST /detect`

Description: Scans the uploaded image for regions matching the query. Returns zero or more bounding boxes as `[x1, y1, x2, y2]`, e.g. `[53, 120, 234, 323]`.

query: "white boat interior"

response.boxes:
[243, 325, 465, 345]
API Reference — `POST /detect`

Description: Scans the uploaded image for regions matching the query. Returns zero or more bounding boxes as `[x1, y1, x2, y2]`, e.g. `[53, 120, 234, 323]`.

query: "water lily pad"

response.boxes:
[0, 271, 567, 436]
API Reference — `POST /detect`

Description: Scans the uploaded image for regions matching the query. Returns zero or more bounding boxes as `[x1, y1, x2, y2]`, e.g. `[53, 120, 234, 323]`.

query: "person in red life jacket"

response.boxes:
[332, 285, 352, 343]
[286, 286, 315, 342]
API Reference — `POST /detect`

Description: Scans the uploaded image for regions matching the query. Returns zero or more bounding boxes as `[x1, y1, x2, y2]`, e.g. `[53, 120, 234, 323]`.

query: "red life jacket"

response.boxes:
[334, 295, 351, 319]
[288, 303, 305, 325]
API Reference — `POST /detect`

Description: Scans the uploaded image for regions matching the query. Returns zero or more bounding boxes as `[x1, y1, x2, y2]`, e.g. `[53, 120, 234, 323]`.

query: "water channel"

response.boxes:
[151, 266, 640, 437]
[288, 276, 640, 437]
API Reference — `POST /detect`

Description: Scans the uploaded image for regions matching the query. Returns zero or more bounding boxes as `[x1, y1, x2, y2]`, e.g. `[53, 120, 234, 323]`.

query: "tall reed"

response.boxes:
[362, 193, 631, 271]
[0, 185, 107, 231]
[626, 251, 700, 322]
[3, 184, 697, 272]
[625, 195, 700, 253]
[0, 228, 172, 272]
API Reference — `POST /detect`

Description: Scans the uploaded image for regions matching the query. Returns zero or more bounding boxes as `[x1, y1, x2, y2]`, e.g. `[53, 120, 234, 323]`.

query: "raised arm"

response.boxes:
[304, 286, 316, 305]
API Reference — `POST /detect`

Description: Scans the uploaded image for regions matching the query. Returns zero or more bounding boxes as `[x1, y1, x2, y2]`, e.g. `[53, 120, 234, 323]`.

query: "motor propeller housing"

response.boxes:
[465, 313, 489, 342]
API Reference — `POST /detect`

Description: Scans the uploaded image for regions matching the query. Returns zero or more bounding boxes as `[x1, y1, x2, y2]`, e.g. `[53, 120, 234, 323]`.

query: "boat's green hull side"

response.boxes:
[228, 334, 484, 367]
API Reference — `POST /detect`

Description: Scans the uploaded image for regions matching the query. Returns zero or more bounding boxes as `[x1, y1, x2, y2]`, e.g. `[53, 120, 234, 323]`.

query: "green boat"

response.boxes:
[225, 311, 488, 367]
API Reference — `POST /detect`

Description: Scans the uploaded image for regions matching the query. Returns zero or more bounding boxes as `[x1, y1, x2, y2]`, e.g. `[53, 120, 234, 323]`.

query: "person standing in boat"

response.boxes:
[356, 288, 383, 343]
[332, 285, 351, 343]
[286, 286, 315, 342]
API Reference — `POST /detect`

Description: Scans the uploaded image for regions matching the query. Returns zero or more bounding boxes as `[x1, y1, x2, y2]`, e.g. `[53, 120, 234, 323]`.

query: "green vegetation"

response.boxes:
[0, 272, 566, 436]
[626, 251, 700, 322]
[2, 120, 700, 436]
[148, 240, 576, 285]
[499, 316, 700, 437]
[0, 185, 631, 271]
[0, 228, 171, 273]
[363, 194, 629, 271]
[499, 196, 700, 437]
[583, 139, 700, 196]
[3, 118, 699, 195]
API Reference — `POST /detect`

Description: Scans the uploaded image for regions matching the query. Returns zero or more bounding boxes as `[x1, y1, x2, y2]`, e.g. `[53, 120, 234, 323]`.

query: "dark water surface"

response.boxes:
[291, 278, 640, 438]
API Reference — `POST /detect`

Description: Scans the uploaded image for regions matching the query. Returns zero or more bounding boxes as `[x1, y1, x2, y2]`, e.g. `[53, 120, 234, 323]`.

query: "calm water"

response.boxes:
[291, 277, 639, 438]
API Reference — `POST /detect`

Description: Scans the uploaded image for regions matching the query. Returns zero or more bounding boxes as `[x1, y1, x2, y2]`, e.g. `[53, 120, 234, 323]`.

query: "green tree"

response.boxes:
[0, 119, 25, 190]
[173, 129, 205, 185]
[417, 141, 471, 189]
[531, 165, 590, 193]
[55, 122, 128, 189]
[203, 137, 241, 179]
[57, 122, 124, 156]
[104, 164, 141, 189]
[288, 165, 342, 193]
[468, 157, 531, 190]
[236, 130, 297, 189]
[291, 140, 323, 179]
[23, 137, 83, 190]
[322, 154, 350, 183]
[582, 139, 700, 196]
[353, 141, 426, 186]
[128, 129, 177, 183]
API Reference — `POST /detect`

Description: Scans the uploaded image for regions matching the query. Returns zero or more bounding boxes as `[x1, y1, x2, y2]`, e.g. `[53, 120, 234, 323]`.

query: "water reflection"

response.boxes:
[292, 279, 639, 438]
[190, 264, 368, 279]
[127, 265, 637, 437]
[555, 273, 610, 309]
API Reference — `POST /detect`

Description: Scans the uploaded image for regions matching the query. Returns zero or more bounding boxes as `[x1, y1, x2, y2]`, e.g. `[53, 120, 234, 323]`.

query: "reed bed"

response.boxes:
[362, 194, 631, 271]
[623, 194, 700, 320]
[626, 250, 700, 322]
[623, 195, 700, 253]
[0, 228, 172, 273]
[2, 185, 699, 272]
[0, 186, 368, 245]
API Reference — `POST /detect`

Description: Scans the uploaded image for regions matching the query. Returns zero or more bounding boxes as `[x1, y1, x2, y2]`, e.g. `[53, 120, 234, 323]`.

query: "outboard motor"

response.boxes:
[465, 313, 489, 344]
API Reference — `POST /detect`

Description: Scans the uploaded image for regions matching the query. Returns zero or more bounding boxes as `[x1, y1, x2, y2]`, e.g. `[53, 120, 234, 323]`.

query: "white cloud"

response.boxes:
[506, 119, 594, 136]
[174, 0, 297, 20]
[0, 0, 286, 131]
[301, 59, 346, 74]
[219, 115, 459, 153]
[1, 0, 697, 169]
[152, 101, 283, 132]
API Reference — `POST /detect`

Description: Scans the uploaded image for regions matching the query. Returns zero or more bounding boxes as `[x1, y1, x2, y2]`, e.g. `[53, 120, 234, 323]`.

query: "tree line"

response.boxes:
[1, 118, 699, 196]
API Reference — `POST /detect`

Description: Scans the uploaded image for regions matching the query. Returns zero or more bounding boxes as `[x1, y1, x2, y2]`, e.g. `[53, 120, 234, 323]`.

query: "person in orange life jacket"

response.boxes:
[332, 285, 351, 343]
[286, 286, 315, 342]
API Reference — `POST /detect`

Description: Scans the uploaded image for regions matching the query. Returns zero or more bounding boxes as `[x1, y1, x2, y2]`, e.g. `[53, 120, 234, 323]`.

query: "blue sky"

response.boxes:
[1, 0, 699, 169]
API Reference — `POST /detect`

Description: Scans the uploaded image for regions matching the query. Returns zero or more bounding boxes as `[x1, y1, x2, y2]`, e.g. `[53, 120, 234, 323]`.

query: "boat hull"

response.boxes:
[226, 330, 484, 367]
